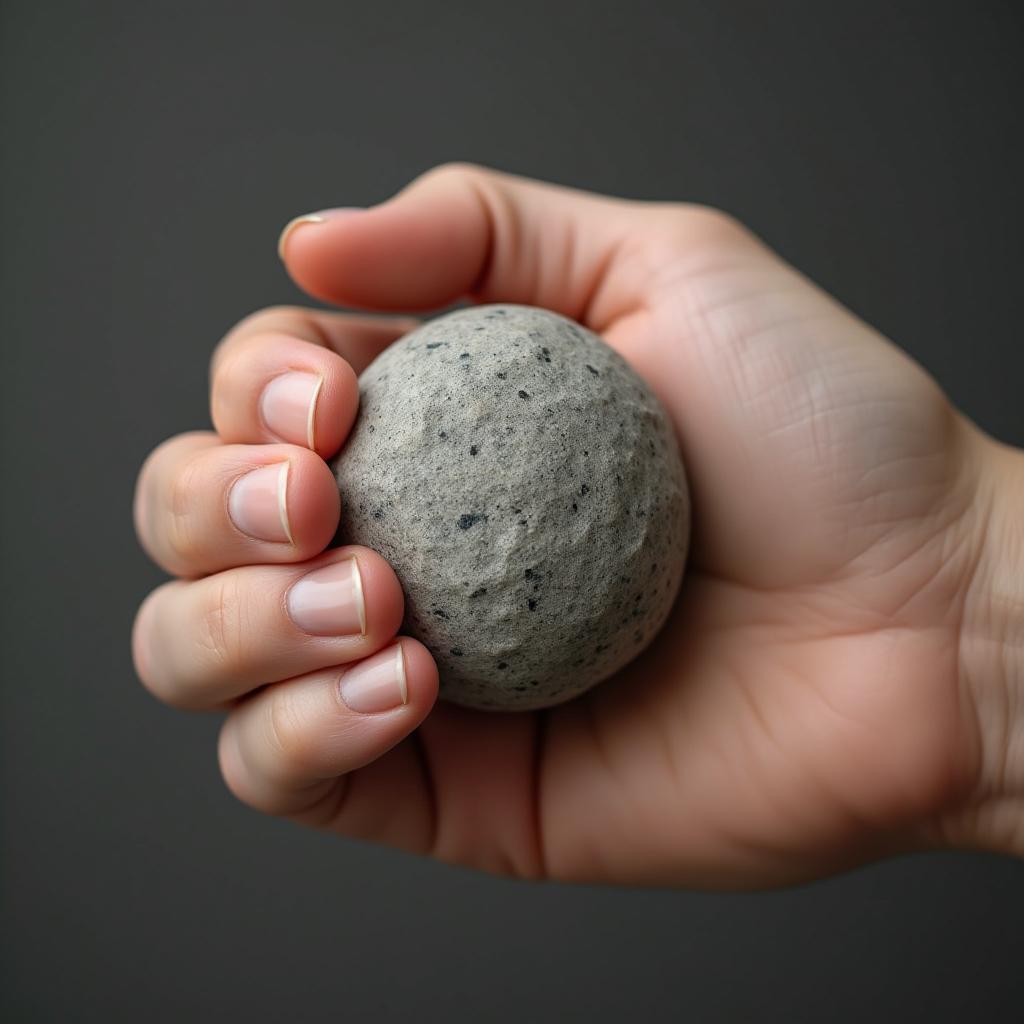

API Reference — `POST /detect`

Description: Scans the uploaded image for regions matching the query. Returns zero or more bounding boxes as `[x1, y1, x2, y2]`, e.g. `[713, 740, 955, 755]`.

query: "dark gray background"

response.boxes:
[2, 1, 1022, 1020]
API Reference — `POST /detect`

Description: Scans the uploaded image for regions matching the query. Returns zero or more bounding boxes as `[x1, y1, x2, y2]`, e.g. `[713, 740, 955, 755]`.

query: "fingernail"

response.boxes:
[287, 557, 366, 636]
[277, 207, 362, 260]
[228, 462, 293, 544]
[339, 643, 408, 713]
[260, 371, 323, 449]
[277, 214, 324, 259]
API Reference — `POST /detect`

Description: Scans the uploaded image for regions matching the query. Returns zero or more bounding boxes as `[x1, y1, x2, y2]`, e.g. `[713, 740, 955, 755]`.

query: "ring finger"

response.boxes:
[132, 546, 405, 709]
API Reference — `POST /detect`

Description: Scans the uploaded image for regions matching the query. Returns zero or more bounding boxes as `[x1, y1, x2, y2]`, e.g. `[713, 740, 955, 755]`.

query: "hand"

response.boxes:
[133, 163, 1023, 887]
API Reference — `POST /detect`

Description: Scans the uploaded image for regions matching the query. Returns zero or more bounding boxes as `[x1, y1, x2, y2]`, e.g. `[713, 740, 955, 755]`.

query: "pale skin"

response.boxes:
[132, 163, 1024, 888]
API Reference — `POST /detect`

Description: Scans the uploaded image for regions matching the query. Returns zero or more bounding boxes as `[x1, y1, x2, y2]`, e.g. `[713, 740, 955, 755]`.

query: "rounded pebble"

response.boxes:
[332, 304, 690, 711]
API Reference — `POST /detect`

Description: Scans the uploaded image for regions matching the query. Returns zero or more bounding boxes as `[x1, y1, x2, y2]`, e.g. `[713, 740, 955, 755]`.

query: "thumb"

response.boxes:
[277, 162, 649, 324]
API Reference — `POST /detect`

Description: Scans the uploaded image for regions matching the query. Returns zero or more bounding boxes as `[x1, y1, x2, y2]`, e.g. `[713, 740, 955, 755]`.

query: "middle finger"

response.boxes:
[134, 432, 341, 577]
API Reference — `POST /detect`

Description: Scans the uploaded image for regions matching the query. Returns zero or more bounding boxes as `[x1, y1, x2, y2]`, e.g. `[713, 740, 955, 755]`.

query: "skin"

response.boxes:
[132, 163, 1024, 888]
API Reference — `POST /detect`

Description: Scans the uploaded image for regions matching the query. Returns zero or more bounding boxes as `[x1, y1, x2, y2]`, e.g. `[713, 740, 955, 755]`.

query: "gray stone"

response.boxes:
[331, 304, 690, 711]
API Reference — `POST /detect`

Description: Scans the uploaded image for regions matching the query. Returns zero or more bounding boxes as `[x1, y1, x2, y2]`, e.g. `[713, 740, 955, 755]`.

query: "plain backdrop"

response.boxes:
[2, 1, 1022, 1020]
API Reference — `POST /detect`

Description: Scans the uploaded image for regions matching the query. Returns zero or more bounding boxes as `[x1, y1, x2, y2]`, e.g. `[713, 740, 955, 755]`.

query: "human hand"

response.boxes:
[133, 164, 1023, 887]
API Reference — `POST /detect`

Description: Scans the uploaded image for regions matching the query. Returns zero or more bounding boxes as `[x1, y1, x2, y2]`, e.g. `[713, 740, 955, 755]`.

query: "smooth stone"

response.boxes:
[331, 304, 690, 711]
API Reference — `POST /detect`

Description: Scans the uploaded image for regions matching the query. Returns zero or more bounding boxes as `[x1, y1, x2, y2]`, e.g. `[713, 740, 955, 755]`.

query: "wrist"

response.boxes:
[953, 425, 1024, 854]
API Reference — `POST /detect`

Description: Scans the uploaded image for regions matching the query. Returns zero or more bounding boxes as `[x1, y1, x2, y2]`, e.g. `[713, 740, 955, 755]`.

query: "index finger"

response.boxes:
[209, 306, 420, 454]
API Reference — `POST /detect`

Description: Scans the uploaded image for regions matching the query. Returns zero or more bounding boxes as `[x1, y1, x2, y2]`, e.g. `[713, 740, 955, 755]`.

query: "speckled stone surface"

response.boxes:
[332, 304, 690, 711]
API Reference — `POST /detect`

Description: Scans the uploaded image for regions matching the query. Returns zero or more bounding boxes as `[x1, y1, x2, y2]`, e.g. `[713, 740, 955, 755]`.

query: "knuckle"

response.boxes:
[266, 690, 315, 782]
[418, 160, 493, 190]
[130, 590, 159, 694]
[195, 573, 248, 676]
[163, 451, 208, 570]
[633, 204, 758, 303]
[209, 340, 264, 423]
[217, 721, 257, 808]
[652, 202, 750, 250]
[212, 305, 308, 373]
[209, 337, 248, 390]
[132, 583, 192, 707]
[135, 434, 212, 572]
[133, 452, 159, 556]
[228, 305, 302, 337]
[243, 303, 306, 324]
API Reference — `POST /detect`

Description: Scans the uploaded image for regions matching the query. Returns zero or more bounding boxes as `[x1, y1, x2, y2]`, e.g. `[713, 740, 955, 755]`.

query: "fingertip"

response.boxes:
[277, 213, 326, 261]
[279, 192, 481, 311]
[277, 208, 361, 263]
[211, 328, 362, 454]
[338, 545, 405, 643]
[396, 636, 440, 711]
[279, 207, 386, 307]
[310, 352, 359, 458]
[283, 449, 341, 556]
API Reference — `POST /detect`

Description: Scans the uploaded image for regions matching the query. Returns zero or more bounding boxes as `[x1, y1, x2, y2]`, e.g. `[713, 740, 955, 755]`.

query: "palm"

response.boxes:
[321, 233, 976, 888]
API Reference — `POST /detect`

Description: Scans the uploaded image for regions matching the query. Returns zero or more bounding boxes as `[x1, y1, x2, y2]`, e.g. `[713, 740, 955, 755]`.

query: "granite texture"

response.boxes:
[331, 304, 690, 711]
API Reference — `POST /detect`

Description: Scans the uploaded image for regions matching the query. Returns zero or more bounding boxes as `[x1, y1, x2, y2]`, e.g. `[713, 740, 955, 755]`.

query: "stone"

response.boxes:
[331, 304, 690, 711]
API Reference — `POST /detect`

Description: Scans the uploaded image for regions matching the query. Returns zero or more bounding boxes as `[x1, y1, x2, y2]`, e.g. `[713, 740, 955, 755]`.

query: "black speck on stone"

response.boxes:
[518, 390, 530, 400]
[450, 647, 464, 656]
[497, 661, 508, 670]
[432, 608, 449, 619]
[426, 342, 443, 349]
[459, 352, 470, 360]
[469, 587, 488, 598]
[372, 508, 384, 520]
[580, 483, 590, 495]
[496, 372, 507, 379]
[470, 444, 479, 456]
[457, 513, 485, 530]
[528, 599, 538, 611]
[572, 502, 578, 512]
[586, 364, 600, 376]
[439, 431, 448, 440]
